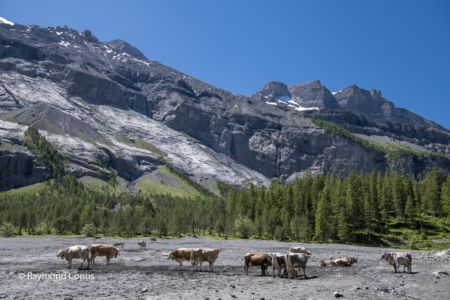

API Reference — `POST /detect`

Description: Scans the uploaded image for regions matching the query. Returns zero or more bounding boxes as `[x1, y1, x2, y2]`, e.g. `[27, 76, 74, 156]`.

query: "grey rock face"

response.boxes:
[0, 21, 449, 191]
[289, 80, 341, 109]
[106, 39, 147, 60]
[0, 150, 50, 190]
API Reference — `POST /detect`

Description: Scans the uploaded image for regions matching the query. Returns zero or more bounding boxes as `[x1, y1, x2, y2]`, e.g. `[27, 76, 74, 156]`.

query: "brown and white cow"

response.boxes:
[89, 244, 119, 265]
[289, 246, 312, 256]
[319, 259, 336, 267]
[286, 252, 310, 279]
[381, 252, 412, 273]
[57, 245, 90, 269]
[333, 257, 358, 266]
[168, 248, 195, 269]
[270, 253, 287, 277]
[190, 248, 221, 271]
[244, 252, 272, 276]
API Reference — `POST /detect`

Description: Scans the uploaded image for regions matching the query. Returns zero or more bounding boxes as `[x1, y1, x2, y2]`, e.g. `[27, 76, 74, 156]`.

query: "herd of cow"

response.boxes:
[56, 242, 413, 278]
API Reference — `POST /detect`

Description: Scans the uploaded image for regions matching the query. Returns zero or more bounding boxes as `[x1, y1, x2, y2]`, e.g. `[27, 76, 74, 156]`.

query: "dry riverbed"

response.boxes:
[0, 236, 449, 299]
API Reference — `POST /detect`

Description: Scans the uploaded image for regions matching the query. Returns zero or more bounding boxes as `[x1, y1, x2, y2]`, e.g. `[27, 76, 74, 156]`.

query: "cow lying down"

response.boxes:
[57, 245, 90, 269]
[320, 257, 358, 267]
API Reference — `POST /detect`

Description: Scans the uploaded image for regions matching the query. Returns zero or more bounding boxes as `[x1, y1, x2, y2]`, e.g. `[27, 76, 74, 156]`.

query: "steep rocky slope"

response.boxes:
[0, 19, 448, 191]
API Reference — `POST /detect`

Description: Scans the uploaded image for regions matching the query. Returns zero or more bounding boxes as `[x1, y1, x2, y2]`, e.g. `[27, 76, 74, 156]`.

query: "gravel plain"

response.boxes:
[0, 236, 449, 299]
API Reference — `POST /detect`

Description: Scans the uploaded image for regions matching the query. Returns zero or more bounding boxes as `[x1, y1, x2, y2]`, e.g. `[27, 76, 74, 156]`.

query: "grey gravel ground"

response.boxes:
[0, 236, 449, 299]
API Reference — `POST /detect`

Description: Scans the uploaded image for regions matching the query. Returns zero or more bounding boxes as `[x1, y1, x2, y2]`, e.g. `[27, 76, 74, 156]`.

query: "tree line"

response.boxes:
[1, 168, 449, 244]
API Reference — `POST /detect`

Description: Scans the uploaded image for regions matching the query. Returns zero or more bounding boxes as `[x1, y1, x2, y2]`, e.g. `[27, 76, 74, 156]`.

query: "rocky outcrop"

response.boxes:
[0, 150, 50, 190]
[288, 80, 341, 109]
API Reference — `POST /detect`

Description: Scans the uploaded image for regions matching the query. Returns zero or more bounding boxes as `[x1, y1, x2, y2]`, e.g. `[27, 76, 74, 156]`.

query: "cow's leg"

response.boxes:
[244, 262, 249, 275]
[106, 256, 110, 265]
[262, 265, 267, 276]
[209, 261, 213, 272]
[302, 267, 307, 279]
[68, 259, 72, 269]
[394, 265, 397, 273]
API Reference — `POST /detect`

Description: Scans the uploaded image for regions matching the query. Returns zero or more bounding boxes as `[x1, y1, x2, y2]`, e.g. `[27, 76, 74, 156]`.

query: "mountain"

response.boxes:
[0, 19, 449, 192]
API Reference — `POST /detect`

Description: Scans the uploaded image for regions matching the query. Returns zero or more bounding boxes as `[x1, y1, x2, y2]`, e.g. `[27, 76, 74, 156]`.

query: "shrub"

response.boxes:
[235, 215, 254, 239]
[0, 222, 16, 237]
[82, 223, 97, 237]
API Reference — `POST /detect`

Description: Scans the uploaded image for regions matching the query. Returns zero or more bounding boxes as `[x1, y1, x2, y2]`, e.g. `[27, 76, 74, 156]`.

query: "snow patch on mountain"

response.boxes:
[0, 17, 14, 26]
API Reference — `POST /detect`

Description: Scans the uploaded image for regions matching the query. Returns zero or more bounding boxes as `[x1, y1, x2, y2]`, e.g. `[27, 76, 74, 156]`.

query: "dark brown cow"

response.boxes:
[244, 252, 272, 276]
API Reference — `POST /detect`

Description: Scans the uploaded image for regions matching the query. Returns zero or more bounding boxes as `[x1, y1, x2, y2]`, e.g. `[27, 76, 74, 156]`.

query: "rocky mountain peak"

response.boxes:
[259, 81, 290, 99]
[106, 39, 147, 60]
[288, 80, 340, 109]
[334, 85, 390, 116]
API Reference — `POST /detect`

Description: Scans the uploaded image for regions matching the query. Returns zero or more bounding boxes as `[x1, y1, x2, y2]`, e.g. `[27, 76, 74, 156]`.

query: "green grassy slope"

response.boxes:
[136, 166, 206, 198]
[312, 118, 450, 160]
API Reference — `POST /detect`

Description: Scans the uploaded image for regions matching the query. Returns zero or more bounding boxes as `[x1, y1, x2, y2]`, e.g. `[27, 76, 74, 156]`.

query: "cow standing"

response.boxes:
[270, 253, 288, 277]
[190, 248, 221, 271]
[57, 245, 90, 269]
[286, 252, 310, 279]
[381, 252, 412, 273]
[244, 252, 272, 276]
[168, 248, 195, 269]
[289, 246, 312, 256]
[90, 244, 119, 265]
[138, 240, 146, 250]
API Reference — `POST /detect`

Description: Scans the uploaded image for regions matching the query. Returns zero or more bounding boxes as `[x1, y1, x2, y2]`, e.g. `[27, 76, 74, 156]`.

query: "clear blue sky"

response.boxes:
[1, 0, 449, 128]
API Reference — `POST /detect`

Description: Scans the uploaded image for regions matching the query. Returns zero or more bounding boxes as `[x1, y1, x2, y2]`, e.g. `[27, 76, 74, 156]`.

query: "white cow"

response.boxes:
[286, 252, 310, 279]
[57, 245, 90, 269]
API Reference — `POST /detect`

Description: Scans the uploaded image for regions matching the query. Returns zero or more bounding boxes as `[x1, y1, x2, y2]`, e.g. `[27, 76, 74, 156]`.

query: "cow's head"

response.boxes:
[168, 250, 175, 260]
[381, 252, 387, 260]
[114, 248, 119, 258]
[57, 249, 66, 259]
